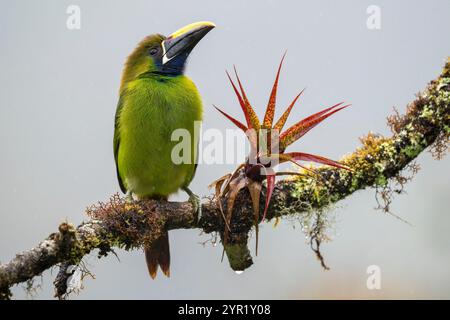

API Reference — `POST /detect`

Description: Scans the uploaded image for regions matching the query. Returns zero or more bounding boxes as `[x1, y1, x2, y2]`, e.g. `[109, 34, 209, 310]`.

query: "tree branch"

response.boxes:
[1, 59, 448, 300]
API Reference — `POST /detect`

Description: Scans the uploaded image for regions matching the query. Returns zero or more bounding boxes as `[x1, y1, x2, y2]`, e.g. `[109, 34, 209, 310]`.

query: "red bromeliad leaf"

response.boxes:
[233, 66, 260, 130]
[280, 104, 350, 150]
[213, 105, 248, 132]
[279, 102, 347, 145]
[224, 175, 248, 243]
[221, 163, 246, 196]
[294, 102, 345, 127]
[209, 173, 232, 232]
[226, 71, 254, 129]
[284, 152, 353, 171]
[262, 173, 276, 221]
[273, 88, 305, 132]
[289, 160, 318, 175]
[277, 153, 319, 174]
[275, 171, 306, 177]
[262, 53, 286, 128]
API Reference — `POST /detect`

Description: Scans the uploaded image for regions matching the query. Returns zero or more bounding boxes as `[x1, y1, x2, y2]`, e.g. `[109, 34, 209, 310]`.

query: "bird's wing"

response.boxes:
[183, 138, 199, 188]
[114, 94, 127, 193]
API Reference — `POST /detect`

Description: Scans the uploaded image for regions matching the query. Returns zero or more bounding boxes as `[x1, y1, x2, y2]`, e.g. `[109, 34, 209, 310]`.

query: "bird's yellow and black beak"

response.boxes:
[161, 21, 215, 74]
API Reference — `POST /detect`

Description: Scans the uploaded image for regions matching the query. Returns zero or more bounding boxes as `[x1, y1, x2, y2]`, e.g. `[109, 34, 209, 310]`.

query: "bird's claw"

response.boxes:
[125, 192, 134, 203]
[190, 194, 201, 224]
[183, 187, 201, 224]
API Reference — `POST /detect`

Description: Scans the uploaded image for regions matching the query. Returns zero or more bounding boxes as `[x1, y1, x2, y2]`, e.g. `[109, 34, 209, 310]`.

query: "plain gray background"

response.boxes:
[1, 0, 449, 299]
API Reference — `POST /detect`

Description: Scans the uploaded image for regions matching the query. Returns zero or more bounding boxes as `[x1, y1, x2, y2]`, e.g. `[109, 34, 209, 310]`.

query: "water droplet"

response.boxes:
[235, 270, 244, 275]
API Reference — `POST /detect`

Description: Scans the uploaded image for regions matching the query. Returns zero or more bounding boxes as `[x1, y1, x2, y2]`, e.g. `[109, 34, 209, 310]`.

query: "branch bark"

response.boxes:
[1, 59, 449, 300]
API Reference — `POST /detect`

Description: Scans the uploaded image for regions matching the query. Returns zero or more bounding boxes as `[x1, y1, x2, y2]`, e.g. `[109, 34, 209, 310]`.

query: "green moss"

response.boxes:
[375, 174, 388, 186]
[223, 242, 253, 271]
[403, 144, 422, 158]
[420, 106, 434, 119]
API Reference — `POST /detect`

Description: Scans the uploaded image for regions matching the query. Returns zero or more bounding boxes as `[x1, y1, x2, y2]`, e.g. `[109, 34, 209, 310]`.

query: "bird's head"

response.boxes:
[120, 21, 215, 89]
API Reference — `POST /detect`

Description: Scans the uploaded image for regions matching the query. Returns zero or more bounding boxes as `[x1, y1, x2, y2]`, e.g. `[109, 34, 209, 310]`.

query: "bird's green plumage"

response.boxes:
[114, 35, 202, 199]
[115, 76, 202, 197]
[113, 23, 214, 279]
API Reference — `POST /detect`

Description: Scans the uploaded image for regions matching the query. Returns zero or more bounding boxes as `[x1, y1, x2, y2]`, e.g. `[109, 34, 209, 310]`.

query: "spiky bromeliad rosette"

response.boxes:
[210, 54, 353, 253]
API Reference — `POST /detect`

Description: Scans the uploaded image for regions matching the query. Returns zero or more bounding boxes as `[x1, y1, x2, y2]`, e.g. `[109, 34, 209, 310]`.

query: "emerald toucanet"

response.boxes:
[113, 21, 215, 278]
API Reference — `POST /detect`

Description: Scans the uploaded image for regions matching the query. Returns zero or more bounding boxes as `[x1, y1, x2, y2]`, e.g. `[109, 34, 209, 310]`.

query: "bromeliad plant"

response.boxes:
[211, 54, 352, 252]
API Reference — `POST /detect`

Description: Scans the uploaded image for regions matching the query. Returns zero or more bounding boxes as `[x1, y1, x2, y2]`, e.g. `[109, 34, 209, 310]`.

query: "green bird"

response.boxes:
[114, 21, 215, 278]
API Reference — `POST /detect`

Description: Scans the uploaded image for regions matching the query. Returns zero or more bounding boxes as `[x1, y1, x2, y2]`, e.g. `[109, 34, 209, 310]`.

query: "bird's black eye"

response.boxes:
[149, 47, 158, 56]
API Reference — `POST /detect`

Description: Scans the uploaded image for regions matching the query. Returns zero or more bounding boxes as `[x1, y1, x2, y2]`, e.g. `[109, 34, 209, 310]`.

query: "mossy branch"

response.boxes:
[0, 58, 448, 300]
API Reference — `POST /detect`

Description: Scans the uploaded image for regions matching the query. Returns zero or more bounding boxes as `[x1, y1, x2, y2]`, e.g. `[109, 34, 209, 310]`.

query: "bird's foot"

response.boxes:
[183, 187, 201, 224]
[125, 191, 134, 203]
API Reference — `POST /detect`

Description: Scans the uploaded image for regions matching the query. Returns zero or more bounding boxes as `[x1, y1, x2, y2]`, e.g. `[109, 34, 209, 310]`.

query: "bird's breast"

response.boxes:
[117, 77, 202, 198]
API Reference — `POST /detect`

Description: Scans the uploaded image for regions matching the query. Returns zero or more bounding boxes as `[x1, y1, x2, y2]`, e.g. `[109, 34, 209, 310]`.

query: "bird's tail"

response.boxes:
[144, 231, 170, 279]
